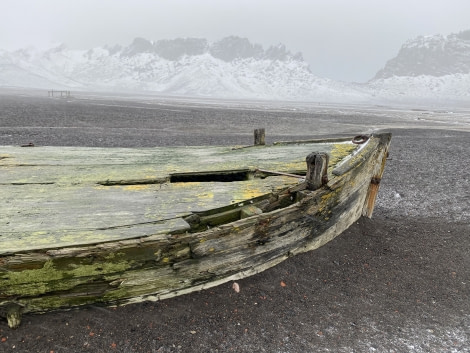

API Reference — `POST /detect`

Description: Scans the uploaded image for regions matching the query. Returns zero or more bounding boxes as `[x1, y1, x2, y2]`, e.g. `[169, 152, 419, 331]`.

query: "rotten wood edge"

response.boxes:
[232, 136, 353, 150]
[332, 133, 389, 176]
[361, 133, 392, 217]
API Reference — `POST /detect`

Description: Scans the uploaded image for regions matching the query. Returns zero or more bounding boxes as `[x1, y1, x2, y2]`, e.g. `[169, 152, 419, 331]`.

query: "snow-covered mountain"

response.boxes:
[368, 30, 470, 103]
[375, 30, 470, 78]
[0, 33, 469, 104]
[0, 36, 365, 102]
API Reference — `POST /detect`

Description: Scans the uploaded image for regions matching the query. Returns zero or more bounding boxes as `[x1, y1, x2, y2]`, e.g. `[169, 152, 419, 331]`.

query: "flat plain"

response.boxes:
[1, 91, 469, 352]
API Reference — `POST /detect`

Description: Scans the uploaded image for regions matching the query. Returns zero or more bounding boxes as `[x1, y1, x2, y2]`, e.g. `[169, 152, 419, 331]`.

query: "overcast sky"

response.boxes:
[1, 0, 469, 82]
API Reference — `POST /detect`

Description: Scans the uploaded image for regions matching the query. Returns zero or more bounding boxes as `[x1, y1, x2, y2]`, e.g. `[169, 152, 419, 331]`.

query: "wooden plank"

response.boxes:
[0, 176, 300, 253]
[0, 142, 357, 185]
[0, 218, 191, 254]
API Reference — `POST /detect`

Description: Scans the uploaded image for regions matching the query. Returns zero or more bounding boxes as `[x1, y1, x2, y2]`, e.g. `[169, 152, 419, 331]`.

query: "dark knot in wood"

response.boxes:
[371, 177, 381, 185]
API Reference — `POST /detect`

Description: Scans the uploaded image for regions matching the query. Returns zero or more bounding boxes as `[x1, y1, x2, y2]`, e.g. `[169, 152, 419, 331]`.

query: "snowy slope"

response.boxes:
[0, 37, 369, 102]
[0, 34, 469, 104]
[368, 74, 470, 104]
[368, 30, 470, 104]
[0, 47, 85, 89]
[374, 31, 470, 78]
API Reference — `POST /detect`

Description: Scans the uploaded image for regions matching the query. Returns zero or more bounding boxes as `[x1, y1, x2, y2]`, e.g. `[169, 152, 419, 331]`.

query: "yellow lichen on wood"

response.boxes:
[328, 143, 358, 170]
[235, 180, 280, 202]
[123, 185, 152, 191]
[275, 161, 305, 173]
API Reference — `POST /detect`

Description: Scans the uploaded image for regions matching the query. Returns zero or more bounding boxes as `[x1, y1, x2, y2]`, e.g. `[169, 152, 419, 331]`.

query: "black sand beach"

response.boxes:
[1, 92, 469, 352]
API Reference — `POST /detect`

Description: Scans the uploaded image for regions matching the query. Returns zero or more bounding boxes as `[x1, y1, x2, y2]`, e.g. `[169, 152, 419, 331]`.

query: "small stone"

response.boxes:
[232, 282, 240, 293]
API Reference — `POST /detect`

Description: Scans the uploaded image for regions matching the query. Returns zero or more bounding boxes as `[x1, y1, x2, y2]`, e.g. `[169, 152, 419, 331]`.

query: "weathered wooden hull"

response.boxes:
[0, 133, 391, 328]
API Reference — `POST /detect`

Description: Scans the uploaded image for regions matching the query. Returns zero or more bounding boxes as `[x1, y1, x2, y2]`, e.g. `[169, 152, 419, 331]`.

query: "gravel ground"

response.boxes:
[0, 92, 469, 352]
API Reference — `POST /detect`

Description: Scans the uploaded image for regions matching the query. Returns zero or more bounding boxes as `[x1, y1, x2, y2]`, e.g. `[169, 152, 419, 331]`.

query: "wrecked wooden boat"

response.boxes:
[0, 132, 391, 328]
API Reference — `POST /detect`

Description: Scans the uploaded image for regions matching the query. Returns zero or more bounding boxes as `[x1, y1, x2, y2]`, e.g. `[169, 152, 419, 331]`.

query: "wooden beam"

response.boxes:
[305, 152, 329, 190]
[254, 128, 265, 146]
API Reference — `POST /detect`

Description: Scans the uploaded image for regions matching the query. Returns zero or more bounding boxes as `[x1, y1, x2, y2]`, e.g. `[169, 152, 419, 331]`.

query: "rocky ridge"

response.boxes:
[374, 30, 470, 78]
[1, 33, 469, 104]
[1, 36, 354, 101]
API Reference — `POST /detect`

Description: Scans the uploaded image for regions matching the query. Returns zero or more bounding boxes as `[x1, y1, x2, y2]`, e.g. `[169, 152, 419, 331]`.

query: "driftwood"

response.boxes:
[0, 133, 391, 328]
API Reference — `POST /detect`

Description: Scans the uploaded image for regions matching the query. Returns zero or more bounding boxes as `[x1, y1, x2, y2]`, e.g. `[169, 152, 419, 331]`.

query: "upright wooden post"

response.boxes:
[254, 128, 265, 146]
[305, 152, 329, 190]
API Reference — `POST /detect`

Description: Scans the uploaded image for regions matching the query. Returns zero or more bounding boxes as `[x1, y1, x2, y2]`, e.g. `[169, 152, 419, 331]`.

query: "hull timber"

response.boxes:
[0, 133, 391, 328]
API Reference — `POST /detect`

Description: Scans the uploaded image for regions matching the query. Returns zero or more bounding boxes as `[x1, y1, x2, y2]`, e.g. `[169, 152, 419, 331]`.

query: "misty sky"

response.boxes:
[1, 0, 469, 82]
